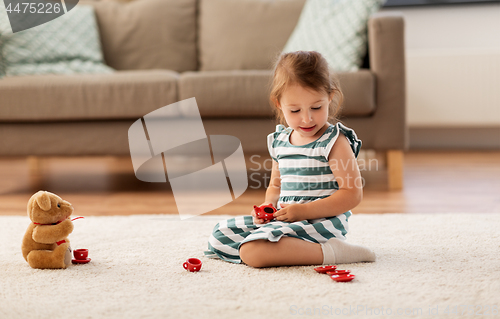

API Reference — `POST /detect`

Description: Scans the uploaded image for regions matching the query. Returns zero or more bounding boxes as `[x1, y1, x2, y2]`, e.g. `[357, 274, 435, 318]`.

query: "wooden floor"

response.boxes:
[1, 151, 499, 216]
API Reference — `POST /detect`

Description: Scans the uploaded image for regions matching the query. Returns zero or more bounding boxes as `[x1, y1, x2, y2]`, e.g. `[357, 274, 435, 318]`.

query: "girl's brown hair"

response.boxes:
[269, 51, 343, 125]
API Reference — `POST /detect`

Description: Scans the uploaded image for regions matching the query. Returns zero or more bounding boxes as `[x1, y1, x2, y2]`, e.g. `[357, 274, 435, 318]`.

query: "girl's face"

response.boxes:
[277, 84, 332, 140]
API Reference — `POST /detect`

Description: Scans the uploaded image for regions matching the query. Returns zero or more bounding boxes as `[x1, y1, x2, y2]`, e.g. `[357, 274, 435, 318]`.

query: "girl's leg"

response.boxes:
[239, 237, 377, 268]
[239, 237, 323, 268]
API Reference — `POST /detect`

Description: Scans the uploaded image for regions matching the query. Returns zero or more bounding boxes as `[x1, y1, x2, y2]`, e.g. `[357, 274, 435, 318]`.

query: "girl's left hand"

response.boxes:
[273, 203, 304, 223]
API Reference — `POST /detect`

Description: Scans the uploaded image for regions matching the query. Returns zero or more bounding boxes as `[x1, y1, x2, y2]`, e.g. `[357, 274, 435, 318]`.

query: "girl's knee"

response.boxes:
[240, 241, 268, 268]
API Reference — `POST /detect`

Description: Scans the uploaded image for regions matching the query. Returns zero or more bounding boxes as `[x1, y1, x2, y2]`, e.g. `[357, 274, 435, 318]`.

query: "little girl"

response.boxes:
[204, 51, 375, 267]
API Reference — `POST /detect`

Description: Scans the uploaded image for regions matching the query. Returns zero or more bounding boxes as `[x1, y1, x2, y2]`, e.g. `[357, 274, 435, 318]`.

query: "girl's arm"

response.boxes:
[274, 135, 363, 222]
[252, 159, 281, 224]
[264, 159, 281, 206]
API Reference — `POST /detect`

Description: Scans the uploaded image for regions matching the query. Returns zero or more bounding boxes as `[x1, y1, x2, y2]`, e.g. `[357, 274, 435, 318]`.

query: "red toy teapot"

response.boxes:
[253, 204, 277, 221]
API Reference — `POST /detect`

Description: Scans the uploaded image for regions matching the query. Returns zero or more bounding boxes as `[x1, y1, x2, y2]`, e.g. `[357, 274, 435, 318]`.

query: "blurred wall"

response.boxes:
[383, 3, 500, 148]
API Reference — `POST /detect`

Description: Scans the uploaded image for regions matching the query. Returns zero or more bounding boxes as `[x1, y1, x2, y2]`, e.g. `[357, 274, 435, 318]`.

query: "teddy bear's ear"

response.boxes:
[34, 191, 52, 211]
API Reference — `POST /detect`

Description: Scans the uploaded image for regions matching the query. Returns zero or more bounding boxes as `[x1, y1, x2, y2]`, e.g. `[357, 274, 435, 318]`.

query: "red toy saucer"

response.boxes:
[331, 274, 355, 282]
[72, 258, 91, 264]
[314, 265, 337, 273]
[326, 270, 351, 276]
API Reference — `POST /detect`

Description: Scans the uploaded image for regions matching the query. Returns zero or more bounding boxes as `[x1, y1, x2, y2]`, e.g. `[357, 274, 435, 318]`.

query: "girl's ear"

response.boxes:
[328, 91, 335, 103]
[273, 98, 282, 110]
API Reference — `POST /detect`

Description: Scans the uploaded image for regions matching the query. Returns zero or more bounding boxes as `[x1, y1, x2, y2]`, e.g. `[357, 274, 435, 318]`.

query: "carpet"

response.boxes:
[1, 213, 499, 319]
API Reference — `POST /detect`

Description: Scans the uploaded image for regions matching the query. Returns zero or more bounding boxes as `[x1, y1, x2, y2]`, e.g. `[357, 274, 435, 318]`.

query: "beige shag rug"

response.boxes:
[1, 213, 499, 319]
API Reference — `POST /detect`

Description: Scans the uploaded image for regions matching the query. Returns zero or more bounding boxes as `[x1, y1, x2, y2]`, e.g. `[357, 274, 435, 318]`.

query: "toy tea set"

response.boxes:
[314, 265, 355, 282]
[21, 196, 353, 281]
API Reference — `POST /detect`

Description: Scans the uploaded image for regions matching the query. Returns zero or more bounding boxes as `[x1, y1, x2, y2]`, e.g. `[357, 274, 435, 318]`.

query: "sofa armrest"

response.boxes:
[367, 11, 408, 150]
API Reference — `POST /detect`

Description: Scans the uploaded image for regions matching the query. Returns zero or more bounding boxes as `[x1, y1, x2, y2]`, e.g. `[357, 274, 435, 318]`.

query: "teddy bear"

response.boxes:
[22, 191, 74, 269]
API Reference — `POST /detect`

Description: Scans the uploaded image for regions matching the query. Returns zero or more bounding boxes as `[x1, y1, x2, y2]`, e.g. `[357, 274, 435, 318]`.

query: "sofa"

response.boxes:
[0, 0, 407, 190]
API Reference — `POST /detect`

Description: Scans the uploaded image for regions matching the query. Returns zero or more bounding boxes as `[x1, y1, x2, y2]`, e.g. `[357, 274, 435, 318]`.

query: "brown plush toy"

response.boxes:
[22, 191, 74, 269]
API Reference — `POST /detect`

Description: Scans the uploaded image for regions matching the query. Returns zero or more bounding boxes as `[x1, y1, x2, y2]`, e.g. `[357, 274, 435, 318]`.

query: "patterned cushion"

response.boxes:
[0, 5, 113, 78]
[283, 0, 385, 72]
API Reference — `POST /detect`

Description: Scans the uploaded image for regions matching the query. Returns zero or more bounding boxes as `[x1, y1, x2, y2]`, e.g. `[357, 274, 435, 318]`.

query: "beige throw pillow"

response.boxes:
[199, 0, 306, 71]
[89, 0, 198, 72]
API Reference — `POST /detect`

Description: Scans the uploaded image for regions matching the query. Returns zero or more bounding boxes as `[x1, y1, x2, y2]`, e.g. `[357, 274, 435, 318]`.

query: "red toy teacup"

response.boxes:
[74, 249, 88, 260]
[72, 249, 91, 264]
[183, 258, 202, 272]
[253, 204, 276, 221]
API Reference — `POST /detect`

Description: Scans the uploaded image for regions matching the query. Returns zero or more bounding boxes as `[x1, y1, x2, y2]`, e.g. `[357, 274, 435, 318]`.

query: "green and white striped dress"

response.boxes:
[204, 122, 362, 263]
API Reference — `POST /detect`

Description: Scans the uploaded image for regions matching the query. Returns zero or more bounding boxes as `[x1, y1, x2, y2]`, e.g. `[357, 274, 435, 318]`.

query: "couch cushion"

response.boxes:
[179, 70, 272, 117]
[199, 0, 306, 71]
[0, 70, 178, 122]
[87, 0, 197, 72]
[0, 5, 113, 78]
[337, 70, 376, 117]
[178, 70, 375, 118]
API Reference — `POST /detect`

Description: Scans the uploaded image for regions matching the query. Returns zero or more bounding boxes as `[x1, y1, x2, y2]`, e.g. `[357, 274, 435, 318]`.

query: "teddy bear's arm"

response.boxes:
[32, 220, 74, 244]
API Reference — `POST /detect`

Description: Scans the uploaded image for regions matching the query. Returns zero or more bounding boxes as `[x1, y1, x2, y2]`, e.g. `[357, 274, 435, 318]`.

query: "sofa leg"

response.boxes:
[386, 150, 404, 191]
